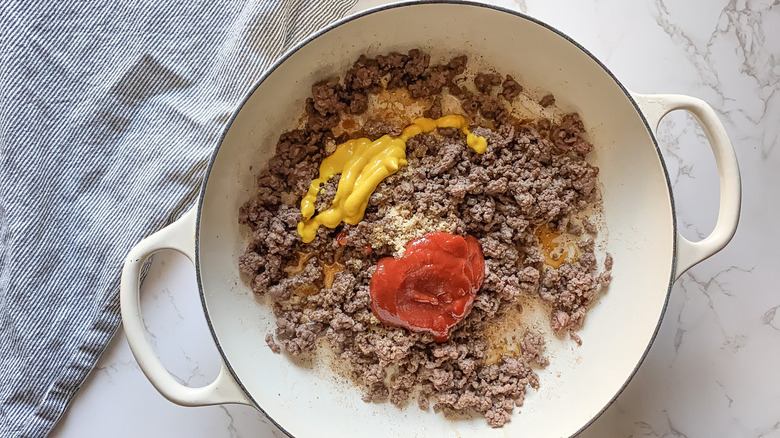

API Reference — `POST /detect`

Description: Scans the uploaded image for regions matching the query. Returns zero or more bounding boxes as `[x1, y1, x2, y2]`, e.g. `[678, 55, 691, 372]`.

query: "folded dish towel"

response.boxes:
[0, 0, 357, 436]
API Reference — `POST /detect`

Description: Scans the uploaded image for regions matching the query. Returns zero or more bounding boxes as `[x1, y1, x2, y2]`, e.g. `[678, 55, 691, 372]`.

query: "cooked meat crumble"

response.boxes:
[238, 49, 612, 427]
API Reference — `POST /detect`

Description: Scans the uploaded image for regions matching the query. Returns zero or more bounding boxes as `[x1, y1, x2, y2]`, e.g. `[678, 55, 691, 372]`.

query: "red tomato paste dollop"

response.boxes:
[369, 232, 485, 342]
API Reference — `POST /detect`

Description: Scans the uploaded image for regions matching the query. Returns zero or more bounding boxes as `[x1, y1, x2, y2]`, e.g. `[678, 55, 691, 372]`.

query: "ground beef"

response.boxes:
[500, 75, 523, 101]
[359, 119, 401, 140]
[314, 175, 339, 212]
[306, 99, 340, 132]
[239, 49, 612, 428]
[474, 72, 502, 94]
[462, 93, 511, 127]
[265, 333, 282, 354]
[521, 331, 549, 367]
[375, 49, 467, 99]
[344, 55, 383, 94]
[539, 93, 556, 107]
[550, 113, 593, 156]
[424, 95, 443, 119]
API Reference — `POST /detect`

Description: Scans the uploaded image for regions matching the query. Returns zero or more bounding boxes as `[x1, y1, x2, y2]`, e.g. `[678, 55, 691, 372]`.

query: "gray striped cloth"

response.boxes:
[0, 0, 357, 436]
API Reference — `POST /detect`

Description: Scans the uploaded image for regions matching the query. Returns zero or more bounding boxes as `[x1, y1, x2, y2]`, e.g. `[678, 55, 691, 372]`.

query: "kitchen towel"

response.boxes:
[0, 0, 358, 436]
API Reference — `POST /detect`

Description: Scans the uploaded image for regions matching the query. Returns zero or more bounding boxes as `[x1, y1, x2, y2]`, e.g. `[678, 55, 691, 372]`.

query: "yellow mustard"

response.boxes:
[297, 115, 487, 243]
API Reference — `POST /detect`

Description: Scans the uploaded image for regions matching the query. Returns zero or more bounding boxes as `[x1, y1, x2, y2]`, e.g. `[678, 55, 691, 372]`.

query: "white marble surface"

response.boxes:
[49, 0, 780, 436]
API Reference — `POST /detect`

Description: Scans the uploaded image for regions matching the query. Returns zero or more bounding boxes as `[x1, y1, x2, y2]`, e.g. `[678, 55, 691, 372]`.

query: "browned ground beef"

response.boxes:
[539, 93, 556, 107]
[238, 49, 612, 427]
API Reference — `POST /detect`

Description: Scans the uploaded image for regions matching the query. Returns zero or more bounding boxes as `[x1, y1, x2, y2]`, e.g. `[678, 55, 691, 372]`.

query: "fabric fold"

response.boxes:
[0, 0, 358, 436]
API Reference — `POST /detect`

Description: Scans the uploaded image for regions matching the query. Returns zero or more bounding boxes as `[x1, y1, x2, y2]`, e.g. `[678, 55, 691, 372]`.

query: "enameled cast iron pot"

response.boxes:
[120, 2, 741, 437]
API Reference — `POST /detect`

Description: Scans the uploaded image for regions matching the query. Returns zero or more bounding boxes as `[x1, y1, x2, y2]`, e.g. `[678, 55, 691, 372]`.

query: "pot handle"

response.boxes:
[631, 93, 741, 280]
[120, 208, 252, 406]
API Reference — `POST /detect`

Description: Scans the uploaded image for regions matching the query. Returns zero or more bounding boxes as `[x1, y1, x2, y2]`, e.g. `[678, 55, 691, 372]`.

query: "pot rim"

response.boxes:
[194, 1, 678, 436]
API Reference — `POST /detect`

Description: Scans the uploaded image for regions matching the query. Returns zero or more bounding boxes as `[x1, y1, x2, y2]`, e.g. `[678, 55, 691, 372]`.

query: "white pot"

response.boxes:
[121, 2, 741, 437]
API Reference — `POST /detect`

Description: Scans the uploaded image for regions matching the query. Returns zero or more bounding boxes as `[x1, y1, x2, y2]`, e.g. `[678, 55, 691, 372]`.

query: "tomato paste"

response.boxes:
[369, 232, 485, 342]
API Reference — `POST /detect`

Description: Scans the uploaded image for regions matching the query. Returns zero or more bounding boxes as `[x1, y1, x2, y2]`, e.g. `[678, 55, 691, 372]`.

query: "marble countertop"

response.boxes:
[49, 0, 779, 436]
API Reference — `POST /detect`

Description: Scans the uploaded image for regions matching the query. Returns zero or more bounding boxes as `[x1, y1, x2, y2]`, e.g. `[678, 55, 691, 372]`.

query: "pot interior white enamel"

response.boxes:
[196, 3, 674, 437]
